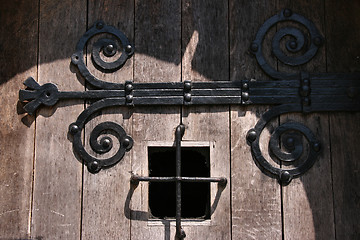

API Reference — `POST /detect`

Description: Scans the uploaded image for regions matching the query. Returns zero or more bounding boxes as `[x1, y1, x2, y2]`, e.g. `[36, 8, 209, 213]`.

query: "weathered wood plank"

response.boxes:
[181, 0, 230, 239]
[229, 1, 282, 239]
[276, 1, 336, 239]
[31, 1, 86, 238]
[130, 0, 181, 239]
[81, 1, 134, 239]
[0, 1, 38, 238]
[326, 1, 360, 239]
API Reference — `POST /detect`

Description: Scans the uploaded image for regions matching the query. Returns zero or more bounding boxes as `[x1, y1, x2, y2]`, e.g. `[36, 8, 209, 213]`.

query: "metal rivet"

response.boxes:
[289, 41, 297, 49]
[69, 124, 79, 135]
[184, 93, 192, 102]
[242, 82, 249, 90]
[126, 95, 133, 103]
[250, 42, 258, 52]
[123, 137, 131, 148]
[280, 171, 292, 184]
[300, 86, 309, 97]
[247, 129, 257, 142]
[314, 37, 322, 46]
[184, 81, 191, 91]
[313, 142, 321, 152]
[125, 44, 132, 53]
[283, 9, 292, 17]
[125, 84, 133, 92]
[96, 22, 104, 29]
[88, 161, 100, 173]
[106, 44, 114, 53]
[242, 92, 249, 101]
[302, 79, 310, 86]
[347, 87, 357, 98]
[101, 138, 111, 149]
[303, 97, 310, 106]
[286, 137, 294, 148]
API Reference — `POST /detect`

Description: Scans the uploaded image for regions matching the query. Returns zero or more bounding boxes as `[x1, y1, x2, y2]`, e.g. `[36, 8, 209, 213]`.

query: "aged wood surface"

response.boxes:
[31, 0, 86, 238]
[130, 0, 181, 239]
[81, 1, 134, 239]
[229, 1, 282, 239]
[326, 0, 360, 239]
[0, 1, 38, 238]
[277, 1, 335, 239]
[181, 0, 231, 239]
[1, 1, 360, 239]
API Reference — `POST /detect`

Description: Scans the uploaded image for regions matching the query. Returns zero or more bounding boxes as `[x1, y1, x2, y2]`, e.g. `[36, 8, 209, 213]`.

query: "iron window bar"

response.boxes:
[131, 125, 227, 240]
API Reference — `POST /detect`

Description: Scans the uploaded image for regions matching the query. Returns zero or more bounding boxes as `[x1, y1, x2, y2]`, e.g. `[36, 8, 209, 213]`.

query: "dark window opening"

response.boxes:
[148, 147, 210, 219]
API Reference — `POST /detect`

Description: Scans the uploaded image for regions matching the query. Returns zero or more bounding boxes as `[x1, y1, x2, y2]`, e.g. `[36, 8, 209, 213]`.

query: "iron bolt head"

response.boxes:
[69, 124, 79, 135]
[184, 81, 191, 91]
[125, 44, 132, 53]
[303, 97, 310, 106]
[347, 87, 357, 98]
[184, 93, 192, 102]
[302, 79, 310, 86]
[106, 44, 114, 52]
[247, 129, 257, 142]
[286, 137, 295, 148]
[280, 171, 292, 184]
[242, 82, 249, 90]
[96, 22, 104, 29]
[88, 161, 100, 173]
[313, 37, 322, 46]
[242, 92, 249, 101]
[250, 42, 259, 52]
[283, 9, 292, 17]
[313, 142, 321, 152]
[101, 138, 111, 149]
[123, 137, 131, 148]
[289, 41, 297, 49]
[126, 95, 133, 103]
[125, 84, 133, 92]
[300, 85, 309, 96]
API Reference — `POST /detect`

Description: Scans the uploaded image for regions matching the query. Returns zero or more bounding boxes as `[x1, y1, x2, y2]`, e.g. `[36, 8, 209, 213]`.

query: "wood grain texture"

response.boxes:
[81, 1, 134, 239]
[276, 1, 335, 239]
[181, 0, 231, 239]
[0, 1, 38, 238]
[31, 0, 86, 238]
[326, 1, 360, 239]
[229, 2, 282, 239]
[130, 0, 181, 239]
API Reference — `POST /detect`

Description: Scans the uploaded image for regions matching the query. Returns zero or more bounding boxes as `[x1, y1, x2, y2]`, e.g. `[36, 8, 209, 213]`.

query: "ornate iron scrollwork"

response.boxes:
[19, 10, 360, 185]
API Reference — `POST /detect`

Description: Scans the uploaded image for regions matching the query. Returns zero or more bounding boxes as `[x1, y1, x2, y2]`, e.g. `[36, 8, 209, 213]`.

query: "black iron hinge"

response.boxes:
[19, 10, 360, 185]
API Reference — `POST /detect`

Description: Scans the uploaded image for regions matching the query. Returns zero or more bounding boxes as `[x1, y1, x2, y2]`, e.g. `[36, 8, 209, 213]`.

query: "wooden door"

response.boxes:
[1, 1, 359, 240]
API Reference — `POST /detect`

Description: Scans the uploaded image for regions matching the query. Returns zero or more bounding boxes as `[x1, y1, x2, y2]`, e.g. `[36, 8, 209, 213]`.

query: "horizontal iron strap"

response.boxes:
[132, 81, 242, 89]
[133, 89, 241, 97]
[59, 90, 125, 99]
[249, 96, 301, 104]
[308, 103, 360, 112]
[131, 175, 227, 184]
[131, 96, 243, 105]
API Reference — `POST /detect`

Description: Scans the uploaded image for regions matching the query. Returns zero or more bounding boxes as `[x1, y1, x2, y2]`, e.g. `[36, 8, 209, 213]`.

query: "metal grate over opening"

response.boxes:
[131, 125, 227, 239]
[148, 146, 211, 219]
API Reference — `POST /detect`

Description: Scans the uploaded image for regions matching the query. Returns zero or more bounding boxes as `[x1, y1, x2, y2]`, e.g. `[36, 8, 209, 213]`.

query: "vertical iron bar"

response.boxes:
[175, 124, 185, 239]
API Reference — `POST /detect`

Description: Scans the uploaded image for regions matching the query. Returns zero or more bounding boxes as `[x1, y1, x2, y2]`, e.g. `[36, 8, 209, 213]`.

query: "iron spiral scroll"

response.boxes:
[250, 8, 324, 80]
[18, 10, 360, 183]
[246, 104, 321, 185]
